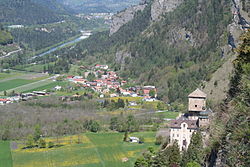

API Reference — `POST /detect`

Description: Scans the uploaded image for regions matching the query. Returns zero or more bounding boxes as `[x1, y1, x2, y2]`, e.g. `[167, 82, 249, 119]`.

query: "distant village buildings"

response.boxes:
[1, 64, 158, 105]
[170, 88, 212, 151]
[67, 64, 158, 99]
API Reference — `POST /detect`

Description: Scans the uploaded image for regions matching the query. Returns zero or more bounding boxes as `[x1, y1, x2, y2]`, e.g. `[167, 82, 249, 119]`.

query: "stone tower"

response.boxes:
[188, 88, 207, 120]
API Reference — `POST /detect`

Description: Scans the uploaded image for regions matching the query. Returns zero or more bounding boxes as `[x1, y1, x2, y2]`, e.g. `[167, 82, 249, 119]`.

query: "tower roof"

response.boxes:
[188, 88, 207, 98]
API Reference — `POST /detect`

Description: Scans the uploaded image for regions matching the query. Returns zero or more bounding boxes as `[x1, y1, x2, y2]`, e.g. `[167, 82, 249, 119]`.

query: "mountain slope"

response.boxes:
[57, 0, 141, 13]
[206, 30, 250, 167]
[0, 0, 63, 25]
[75, 0, 233, 102]
[33, 0, 247, 104]
[31, 0, 73, 14]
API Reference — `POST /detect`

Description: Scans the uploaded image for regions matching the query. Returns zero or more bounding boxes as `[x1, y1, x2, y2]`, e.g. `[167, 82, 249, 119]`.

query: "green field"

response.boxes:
[22, 81, 66, 93]
[11, 132, 156, 167]
[0, 72, 24, 81]
[0, 141, 13, 167]
[8, 79, 52, 93]
[0, 79, 34, 92]
[0, 73, 63, 95]
[156, 111, 180, 119]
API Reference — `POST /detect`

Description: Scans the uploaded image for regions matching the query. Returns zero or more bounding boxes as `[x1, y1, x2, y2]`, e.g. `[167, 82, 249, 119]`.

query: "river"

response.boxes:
[31, 31, 92, 59]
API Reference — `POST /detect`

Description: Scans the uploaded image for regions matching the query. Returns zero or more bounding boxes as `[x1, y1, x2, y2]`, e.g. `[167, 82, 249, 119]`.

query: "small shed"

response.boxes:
[129, 137, 139, 143]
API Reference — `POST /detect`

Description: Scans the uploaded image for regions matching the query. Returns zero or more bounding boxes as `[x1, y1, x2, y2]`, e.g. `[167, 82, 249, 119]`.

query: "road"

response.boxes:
[0, 48, 22, 59]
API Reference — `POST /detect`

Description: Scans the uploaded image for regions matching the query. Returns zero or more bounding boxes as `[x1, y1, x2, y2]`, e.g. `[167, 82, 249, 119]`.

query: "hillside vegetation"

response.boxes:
[0, 30, 13, 45]
[206, 30, 250, 167]
[0, 0, 63, 25]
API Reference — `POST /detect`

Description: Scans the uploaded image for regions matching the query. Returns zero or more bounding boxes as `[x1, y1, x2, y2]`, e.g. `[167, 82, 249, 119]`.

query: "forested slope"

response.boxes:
[206, 30, 250, 167]
[0, 0, 63, 25]
[0, 25, 13, 45]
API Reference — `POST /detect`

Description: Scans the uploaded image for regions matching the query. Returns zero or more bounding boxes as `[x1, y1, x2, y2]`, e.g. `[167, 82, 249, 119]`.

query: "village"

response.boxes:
[0, 64, 158, 106]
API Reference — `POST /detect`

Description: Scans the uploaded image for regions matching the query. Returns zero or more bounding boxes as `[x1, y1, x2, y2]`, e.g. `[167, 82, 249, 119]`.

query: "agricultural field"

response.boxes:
[0, 141, 13, 167]
[0, 79, 34, 92]
[22, 81, 66, 93]
[0, 71, 61, 95]
[0, 71, 24, 81]
[10, 132, 156, 167]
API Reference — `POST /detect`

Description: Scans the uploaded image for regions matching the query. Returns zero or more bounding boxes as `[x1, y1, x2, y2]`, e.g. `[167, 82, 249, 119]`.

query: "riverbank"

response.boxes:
[30, 31, 92, 60]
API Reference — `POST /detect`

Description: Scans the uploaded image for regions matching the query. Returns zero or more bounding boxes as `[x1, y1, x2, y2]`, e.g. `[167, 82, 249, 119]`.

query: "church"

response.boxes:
[169, 88, 212, 151]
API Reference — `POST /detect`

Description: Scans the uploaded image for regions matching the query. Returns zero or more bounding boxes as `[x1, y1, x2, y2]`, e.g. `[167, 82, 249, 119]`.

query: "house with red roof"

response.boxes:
[0, 98, 10, 105]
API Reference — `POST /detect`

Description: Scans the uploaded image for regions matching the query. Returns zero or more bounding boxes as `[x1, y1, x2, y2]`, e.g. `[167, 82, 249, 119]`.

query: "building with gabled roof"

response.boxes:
[169, 88, 212, 151]
[188, 88, 207, 120]
[170, 118, 198, 151]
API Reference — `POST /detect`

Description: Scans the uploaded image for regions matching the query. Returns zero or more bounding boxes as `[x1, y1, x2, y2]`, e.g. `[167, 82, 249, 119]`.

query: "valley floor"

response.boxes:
[2, 132, 156, 167]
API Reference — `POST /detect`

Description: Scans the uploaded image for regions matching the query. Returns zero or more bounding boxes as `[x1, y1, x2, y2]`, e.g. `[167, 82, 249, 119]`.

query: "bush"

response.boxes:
[139, 136, 145, 144]
[38, 138, 46, 148]
[155, 135, 163, 145]
[48, 141, 54, 148]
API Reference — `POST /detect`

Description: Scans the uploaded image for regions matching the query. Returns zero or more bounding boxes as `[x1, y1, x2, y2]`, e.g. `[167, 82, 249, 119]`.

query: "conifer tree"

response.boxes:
[182, 132, 203, 166]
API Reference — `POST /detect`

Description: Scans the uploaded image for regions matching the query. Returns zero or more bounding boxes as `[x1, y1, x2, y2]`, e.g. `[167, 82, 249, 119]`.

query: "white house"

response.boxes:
[129, 137, 139, 143]
[170, 119, 198, 151]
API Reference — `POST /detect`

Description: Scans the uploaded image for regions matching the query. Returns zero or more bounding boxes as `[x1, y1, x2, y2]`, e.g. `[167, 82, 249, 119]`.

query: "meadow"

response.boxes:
[0, 79, 34, 92]
[10, 132, 156, 167]
[0, 141, 13, 167]
[0, 71, 60, 95]
[155, 111, 180, 119]
[22, 81, 66, 93]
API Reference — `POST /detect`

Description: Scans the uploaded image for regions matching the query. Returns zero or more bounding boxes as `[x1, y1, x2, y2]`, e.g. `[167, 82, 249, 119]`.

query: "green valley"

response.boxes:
[0, 0, 249, 166]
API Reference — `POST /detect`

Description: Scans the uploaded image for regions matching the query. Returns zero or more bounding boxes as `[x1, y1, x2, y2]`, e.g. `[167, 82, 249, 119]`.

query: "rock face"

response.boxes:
[115, 50, 131, 70]
[151, 0, 185, 21]
[110, 0, 186, 35]
[110, 4, 146, 35]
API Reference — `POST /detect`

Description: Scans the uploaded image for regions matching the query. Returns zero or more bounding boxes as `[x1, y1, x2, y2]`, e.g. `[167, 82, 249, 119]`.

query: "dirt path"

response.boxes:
[0, 48, 22, 59]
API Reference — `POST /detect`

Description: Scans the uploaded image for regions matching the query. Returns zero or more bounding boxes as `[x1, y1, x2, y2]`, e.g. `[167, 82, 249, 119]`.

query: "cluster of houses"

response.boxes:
[67, 64, 158, 100]
[1, 64, 158, 105]
[0, 91, 50, 105]
[76, 13, 113, 21]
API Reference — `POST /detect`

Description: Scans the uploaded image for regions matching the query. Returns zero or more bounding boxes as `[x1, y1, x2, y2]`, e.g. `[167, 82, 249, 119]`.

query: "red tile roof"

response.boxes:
[0, 99, 8, 102]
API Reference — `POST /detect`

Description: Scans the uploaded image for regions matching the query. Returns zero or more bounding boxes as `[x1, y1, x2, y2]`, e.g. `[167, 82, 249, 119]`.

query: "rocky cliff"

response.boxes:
[151, 0, 185, 21]
[202, 0, 250, 104]
[110, 0, 186, 35]
[110, 4, 147, 35]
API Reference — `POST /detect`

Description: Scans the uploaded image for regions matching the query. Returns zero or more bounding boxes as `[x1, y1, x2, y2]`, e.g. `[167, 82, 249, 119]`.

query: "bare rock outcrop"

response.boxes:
[115, 50, 131, 70]
[110, 4, 146, 35]
[151, 0, 185, 21]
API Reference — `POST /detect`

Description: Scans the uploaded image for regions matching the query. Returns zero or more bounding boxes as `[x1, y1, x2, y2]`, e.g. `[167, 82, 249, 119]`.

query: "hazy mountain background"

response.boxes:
[56, 0, 141, 13]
